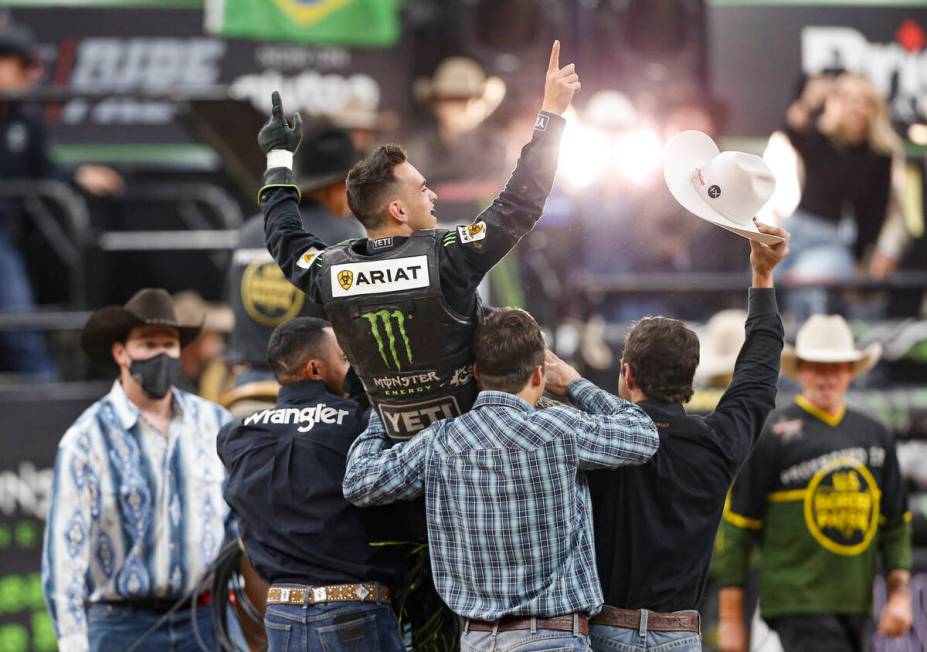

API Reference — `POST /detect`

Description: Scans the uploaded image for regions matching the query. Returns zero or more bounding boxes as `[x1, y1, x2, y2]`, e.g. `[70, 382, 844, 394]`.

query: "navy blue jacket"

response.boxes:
[217, 379, 411, 586]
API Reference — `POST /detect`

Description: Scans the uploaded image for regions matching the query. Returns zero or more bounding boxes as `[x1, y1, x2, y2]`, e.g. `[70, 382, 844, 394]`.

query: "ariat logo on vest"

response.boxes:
[330, 255, 430, 297]
[363, 309, 413, 371]
[338, 270, 354, 290]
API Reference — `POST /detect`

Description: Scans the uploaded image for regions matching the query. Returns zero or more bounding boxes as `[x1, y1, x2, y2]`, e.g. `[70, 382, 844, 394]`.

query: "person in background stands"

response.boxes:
[172, 290, 233, 402]
[761, 73, 912, 318]
[0, 21, 122, 377]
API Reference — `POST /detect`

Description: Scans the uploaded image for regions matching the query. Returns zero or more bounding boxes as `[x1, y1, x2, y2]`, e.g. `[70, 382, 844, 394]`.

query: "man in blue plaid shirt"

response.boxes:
[343, 308, 659, 651]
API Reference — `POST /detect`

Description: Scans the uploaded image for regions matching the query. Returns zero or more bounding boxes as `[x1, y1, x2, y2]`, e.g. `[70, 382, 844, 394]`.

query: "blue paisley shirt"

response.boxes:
[41, 380, 232, 652]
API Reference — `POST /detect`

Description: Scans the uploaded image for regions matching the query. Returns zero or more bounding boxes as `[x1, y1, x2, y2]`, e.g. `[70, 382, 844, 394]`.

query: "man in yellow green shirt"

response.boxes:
[715, 314, 912, 652]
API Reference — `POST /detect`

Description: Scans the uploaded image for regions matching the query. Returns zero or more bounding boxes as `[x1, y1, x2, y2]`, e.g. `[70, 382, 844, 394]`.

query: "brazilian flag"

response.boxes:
[206, 0, 400, 47]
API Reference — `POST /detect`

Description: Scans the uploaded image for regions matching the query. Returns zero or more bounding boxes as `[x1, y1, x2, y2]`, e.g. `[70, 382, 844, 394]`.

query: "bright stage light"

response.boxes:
[558, 118, 664, 189]
[614, 128, 663, 185]
[558, 121, 611, 188]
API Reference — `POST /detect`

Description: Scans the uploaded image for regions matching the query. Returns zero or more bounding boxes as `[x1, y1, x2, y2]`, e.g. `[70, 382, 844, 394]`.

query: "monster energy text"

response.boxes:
[362, 309, 413, 370]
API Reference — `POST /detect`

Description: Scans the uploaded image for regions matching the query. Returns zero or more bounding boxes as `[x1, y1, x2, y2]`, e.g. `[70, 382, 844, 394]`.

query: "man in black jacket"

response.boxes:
[217, 317, 409, 651]
[258, 40, 580, 440]
[585, 221, 789, 652]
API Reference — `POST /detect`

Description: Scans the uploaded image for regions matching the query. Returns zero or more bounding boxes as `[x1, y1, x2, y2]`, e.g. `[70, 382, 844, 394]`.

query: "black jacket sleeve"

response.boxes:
[713, 421, 779, 587]
[261, 178, 327, 305]
[704, 288, 784, 471]
[437, 112, 566, 310]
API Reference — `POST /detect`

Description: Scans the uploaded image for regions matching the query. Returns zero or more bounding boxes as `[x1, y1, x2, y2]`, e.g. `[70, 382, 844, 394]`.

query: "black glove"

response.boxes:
[256, 91, 303, 204]
[258, 91, 303, 156]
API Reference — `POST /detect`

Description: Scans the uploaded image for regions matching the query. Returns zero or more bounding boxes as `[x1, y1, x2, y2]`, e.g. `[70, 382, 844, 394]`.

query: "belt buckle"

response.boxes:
[312, 587, 327, 603]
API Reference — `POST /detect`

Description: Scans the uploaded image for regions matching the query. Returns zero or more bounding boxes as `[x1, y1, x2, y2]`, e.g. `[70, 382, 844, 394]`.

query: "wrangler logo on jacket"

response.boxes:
[244, 404, 350, 432]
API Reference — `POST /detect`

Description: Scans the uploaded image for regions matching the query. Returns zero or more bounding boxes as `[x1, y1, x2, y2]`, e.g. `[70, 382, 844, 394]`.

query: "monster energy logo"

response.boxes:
[362, 310, 413, 370]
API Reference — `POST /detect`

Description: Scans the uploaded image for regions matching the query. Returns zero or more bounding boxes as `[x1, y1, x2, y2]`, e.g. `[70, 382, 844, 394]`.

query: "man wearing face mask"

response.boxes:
[42, 288, 233, 652]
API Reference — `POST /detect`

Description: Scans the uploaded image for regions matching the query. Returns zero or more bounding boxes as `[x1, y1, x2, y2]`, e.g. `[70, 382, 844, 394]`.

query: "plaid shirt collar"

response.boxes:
[471, 390, 536, 414]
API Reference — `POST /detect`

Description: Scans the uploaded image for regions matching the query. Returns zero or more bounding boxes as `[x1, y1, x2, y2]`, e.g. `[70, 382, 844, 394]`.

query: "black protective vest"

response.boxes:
[321, 232, 479, 440]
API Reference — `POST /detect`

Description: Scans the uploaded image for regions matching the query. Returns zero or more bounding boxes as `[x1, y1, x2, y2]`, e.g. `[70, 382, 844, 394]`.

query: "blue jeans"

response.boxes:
[87, 601, 215, 652]
[264, 602, 405, 652]
[0, 230, 56, 377]
[461, 626, 592, 651]
[777, 211, 856, 321]
[589, 611, 701, 652]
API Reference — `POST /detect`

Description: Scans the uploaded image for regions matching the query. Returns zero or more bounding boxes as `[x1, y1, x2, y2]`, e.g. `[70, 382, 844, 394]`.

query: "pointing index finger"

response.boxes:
[271, 91, 283, 118]
[548, 40, 560, 74]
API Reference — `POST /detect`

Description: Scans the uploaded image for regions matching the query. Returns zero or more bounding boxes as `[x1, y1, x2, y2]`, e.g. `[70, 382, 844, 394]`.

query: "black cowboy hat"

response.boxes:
[295, 125, 362, 193]
[81, 288, 203, 368]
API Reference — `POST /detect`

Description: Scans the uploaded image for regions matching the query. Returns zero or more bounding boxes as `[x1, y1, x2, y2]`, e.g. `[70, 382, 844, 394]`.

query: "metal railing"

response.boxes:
[0, 179, 92, 307]
[0, 180, 244, 312]
[568, 270, 927, 295]
[94, 182, 243, 274]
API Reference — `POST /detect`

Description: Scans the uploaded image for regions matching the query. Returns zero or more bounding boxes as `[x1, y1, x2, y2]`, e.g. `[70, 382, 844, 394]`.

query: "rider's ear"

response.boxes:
[387, 200, 407, 222]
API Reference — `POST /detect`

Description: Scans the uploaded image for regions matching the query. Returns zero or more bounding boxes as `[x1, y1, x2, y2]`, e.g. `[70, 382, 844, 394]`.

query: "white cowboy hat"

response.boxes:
[664, 130, 783, 245]
[695, 309, 747, 384]
[326, 95, 399, 133]
[414, 57, 506, 127]
[781, 314, 882, 381]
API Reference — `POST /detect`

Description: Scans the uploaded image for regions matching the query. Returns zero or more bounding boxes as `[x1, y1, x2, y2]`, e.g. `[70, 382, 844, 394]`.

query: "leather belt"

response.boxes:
[465, 614, 589, 637]
[591, 606, 700, 633]
[102, 593, 211, 614]
[266, 583, 390, 606]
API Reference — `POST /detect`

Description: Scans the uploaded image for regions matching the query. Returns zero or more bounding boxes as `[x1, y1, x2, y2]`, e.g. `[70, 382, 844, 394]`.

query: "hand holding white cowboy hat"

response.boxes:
[781, 314, 882, 381]
[664, 130, 784, 245]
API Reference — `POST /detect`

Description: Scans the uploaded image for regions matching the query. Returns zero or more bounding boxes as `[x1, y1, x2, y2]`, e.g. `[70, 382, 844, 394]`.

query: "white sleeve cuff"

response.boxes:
[58, 633, 90, 652]
[266, 149, 294, 171]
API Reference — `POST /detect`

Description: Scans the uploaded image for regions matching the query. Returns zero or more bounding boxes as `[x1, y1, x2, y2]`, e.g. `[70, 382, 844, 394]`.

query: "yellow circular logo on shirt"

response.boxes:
[803, 461, 880, 556]
[241, 260, 304, 326]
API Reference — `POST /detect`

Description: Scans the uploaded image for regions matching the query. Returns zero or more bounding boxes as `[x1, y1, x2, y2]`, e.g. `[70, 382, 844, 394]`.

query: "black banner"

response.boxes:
[709, 2, 927, 136]
[9, 6, 412, 147]
[0, 383, 109, 652]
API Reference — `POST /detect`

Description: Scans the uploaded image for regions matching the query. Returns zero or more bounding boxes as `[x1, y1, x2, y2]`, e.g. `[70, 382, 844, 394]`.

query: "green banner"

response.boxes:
[205, 0, 399, 47]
